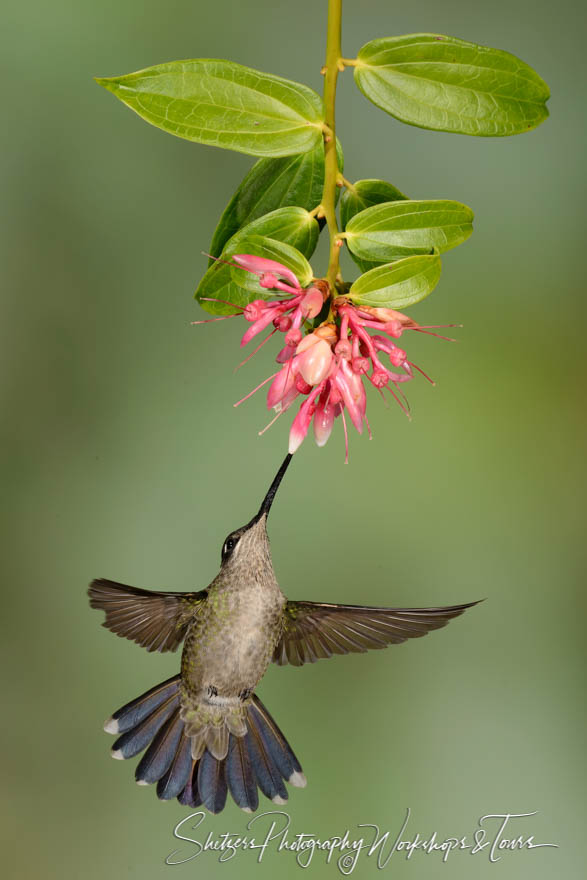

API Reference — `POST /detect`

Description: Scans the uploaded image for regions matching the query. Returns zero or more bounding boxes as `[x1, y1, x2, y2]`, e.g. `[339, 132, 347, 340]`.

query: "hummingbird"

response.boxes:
[89, 454, 478, 814]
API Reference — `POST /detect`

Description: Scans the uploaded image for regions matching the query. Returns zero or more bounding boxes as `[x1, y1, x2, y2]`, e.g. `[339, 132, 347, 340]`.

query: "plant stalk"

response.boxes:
[321, 0, 343, 296]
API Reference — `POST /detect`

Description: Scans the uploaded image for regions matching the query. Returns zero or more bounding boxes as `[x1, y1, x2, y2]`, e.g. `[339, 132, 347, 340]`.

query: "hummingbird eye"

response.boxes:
[222, 535, 239, 561]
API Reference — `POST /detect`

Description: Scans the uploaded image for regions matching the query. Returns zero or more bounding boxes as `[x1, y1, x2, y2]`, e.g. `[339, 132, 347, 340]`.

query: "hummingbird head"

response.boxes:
[219, 453, 292, 572]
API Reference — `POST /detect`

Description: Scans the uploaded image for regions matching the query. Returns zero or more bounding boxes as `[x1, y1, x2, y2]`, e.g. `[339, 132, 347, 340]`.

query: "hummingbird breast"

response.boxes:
[181, 579, 286, 702]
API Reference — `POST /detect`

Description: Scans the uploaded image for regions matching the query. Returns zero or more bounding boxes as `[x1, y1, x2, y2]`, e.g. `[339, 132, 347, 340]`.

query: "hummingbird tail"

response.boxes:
[103, 682, 305, 813]
[179, 695, 306, 812]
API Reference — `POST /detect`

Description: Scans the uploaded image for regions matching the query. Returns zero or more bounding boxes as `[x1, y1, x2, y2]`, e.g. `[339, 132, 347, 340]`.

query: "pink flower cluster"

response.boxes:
[196, 254, 446, 460]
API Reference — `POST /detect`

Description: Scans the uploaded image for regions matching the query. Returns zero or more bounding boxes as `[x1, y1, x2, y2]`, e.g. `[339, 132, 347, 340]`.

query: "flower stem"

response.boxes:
[321, 0, 343, 297]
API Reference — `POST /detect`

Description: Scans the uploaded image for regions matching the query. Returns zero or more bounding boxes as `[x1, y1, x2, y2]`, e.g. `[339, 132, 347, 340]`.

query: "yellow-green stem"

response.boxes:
[321, 0, 343, 297]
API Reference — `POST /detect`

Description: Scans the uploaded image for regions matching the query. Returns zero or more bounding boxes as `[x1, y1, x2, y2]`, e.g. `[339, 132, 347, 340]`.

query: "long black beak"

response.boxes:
[255, 453, 293, 521]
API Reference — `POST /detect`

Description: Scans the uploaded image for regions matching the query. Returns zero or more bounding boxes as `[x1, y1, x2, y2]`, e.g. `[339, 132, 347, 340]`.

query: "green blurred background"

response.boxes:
[1, 0, 584, 877]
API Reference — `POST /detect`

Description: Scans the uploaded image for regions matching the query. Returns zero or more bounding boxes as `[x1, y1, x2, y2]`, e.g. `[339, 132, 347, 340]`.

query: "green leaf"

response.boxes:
[345, 199, 473, 261]
[209, 140, 344, 261]
[349, 254, 442, 309]
[340, 179, 408, 231]
[340, 179, 409, 274]
[196, 207, 318, 315]
[354, 34, 549, 137]
[229, 235, 313, 294]
[97, 59, 324, 157]
[228, 205, 319, 258]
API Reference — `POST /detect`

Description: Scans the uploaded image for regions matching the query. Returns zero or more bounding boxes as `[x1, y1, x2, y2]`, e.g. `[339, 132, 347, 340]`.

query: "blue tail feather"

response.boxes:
[135, 709, 184, 784]
[112, 694, 177, 759]
[245, 726, 288, 802]
[111, 676, 180, 734]
[157, 734, 193, 800]
[177, 761, 202, 807]
[226, 735, 258, 812]
[197, 749, 228, 814]
[248, 697, 300, 781]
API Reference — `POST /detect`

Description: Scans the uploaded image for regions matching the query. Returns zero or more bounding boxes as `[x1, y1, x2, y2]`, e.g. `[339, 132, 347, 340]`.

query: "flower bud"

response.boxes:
[274, 314, 292, 332]
[296, 338, 333, 386]
[300, 287, 324, 319]
[295, 333, 319, 354]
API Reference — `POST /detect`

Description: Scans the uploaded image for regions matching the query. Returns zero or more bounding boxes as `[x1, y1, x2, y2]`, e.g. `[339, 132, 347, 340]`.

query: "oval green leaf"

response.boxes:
[349, 253, 442, 309]
[209, 140, 343, 261]
[97, 59, 324, 157]
[196, 207, 318, 314]
[340, 179, 409, 274]
[345, 199, 473, 261]
[354, 34, 549, 137]
[229, 235, 313, 294]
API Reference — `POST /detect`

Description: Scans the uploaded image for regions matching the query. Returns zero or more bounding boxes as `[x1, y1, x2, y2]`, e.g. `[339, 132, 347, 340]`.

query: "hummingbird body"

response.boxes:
[181, 567, 285, 700]
[179, 518, 286, 756]
[89, 454, 479, 813]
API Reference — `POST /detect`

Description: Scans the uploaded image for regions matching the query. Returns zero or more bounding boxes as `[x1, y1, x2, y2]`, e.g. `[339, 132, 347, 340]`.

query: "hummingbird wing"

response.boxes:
[273, 600, 480, 666]
[88, 578, 207, 652]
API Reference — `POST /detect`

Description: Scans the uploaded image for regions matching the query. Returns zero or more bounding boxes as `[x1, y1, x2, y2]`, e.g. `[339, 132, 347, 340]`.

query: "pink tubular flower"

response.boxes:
[231, 254, 301, 291]
[194, 253, 455, 460]
[288, 385, 324, 454]
[313, 389, 335, 447]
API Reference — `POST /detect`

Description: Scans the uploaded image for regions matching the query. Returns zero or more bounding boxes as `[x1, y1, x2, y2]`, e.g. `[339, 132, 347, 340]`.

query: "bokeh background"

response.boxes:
[2, 0, 585, 877]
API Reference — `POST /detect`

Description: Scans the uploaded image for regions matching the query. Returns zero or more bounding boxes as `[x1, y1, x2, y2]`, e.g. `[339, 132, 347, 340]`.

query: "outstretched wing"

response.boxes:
[273, 600, 480, 667]
[88, 579, 207, 653]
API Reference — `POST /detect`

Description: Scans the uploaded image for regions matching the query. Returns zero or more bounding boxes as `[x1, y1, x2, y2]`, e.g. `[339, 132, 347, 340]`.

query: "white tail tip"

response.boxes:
[289, 770, 307, 788]
[103, 716, 119, 734]
[136, 779, 149, 786]
[272, 795, 288, 805]
[111, 749, 124, 760]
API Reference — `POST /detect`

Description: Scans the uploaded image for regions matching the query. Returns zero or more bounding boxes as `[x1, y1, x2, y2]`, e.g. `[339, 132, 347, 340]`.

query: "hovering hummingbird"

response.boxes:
[89, 454, 478, 814]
